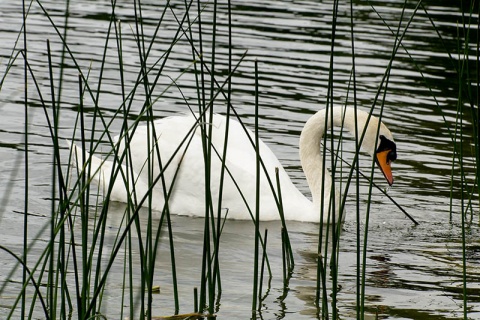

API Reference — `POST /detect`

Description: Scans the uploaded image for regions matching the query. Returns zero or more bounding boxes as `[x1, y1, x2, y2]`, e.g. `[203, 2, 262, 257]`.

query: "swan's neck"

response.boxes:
[299, 107, 367, 215]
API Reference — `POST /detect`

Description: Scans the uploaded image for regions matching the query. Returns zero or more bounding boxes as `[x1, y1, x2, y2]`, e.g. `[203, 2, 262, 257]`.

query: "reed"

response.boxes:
[1, 0, 478, 319]
[21, 1, 29, 318]
[455, 3, 478, 318]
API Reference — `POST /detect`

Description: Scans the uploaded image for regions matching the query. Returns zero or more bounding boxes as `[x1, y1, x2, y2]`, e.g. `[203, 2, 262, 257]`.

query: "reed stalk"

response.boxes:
[211, 0, 234, 308]
[6, 0, 252, 319]
[257, 228, 268, 309]
[3, 1, 478, 319]
[20, 0, 29, 318]
[251, 59, 261, 315]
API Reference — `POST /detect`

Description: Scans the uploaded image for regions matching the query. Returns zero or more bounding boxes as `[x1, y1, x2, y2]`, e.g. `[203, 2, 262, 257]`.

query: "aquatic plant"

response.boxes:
[0, 0, 477, 319]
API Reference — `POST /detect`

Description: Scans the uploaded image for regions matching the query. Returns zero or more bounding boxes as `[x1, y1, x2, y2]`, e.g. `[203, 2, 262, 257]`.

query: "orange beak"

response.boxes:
[375, 150, 394, 186]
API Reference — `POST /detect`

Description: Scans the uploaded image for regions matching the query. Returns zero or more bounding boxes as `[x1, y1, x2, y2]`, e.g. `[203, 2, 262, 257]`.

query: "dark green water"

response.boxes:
[0, 0, 478, 319]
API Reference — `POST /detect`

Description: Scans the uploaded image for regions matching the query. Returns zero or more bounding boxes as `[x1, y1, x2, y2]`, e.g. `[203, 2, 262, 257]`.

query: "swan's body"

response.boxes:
[70, 107, 396, 223]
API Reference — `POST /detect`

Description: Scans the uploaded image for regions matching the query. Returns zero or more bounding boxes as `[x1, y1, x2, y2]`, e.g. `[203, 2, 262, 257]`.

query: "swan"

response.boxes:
[69, 107, 396, 223]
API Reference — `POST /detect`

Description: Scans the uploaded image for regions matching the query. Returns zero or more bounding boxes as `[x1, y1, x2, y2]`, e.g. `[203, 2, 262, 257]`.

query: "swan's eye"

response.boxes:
[387, 149, 397, 163]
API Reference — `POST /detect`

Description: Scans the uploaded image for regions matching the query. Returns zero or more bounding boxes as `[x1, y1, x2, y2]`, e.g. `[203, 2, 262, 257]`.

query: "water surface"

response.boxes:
[0, 0, 478, 319]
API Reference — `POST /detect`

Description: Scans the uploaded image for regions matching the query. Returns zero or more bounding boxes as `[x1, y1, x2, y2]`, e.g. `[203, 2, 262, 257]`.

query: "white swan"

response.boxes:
[69, 107, 396, 223]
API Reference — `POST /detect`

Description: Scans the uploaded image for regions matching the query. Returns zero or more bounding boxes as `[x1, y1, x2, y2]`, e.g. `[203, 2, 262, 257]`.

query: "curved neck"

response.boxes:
[299, 107, 370, 214]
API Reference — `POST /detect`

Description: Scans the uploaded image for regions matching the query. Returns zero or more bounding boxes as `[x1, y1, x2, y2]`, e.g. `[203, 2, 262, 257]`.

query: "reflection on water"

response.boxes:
[0, 0, 479, 319]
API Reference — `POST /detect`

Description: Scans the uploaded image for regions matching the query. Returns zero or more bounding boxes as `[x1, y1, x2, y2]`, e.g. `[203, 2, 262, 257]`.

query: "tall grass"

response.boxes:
[453, 2, 479, 317]
[0, 0, 478, 319]
[21, 0, 29, 318]
[1, 0, 272, 318]
[316, 1, 478, 320]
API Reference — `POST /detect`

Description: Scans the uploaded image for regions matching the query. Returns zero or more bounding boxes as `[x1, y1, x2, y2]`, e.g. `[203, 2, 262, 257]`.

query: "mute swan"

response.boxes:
[69, 107, 396, 223]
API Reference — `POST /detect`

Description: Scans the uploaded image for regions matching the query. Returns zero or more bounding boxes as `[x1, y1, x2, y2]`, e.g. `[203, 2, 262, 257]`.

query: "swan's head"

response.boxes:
[374, 135, 396, 186]
[358, 113, 396, 186]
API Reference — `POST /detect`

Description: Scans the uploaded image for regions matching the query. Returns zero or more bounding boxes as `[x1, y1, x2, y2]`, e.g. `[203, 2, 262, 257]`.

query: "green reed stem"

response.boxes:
[207, 1, 219, 312]
[130, 1, 188, 316]
[321, 0, 341, 317]
[192, 0, 212, 311]
[281, 228, 287, 286]
[274, 168, 295, 271]
[47, 40, 57, 320]
[1, 244, 50, 319]
[11, 41, 79, 319]
[16, 47, 66, 320]
[456, 13, 468, 317]
[252, 59, 261, 314]
[113, 18, 133, 320]
[159, 210, 180, 313]
[348, 0, 362, 316]
[361, 2, 414, 318]
[133, 1, 156, 315]
[212, 0, 233, 306]
[194, 287, 199, 313]
[21, 1, 28, 318]
[257, 228, 268, 309]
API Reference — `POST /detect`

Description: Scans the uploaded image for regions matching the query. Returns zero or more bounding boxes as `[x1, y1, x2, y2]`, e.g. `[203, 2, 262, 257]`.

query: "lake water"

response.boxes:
[0, 0, 479, 319]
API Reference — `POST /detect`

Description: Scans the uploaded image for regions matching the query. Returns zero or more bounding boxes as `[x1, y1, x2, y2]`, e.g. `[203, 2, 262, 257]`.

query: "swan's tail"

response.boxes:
[66, 140, 149, 203]
[66, 140, 121, 200]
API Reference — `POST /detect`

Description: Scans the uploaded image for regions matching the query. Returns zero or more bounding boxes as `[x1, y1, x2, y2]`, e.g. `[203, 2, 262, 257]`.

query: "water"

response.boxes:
[0, 0, 479, 319]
